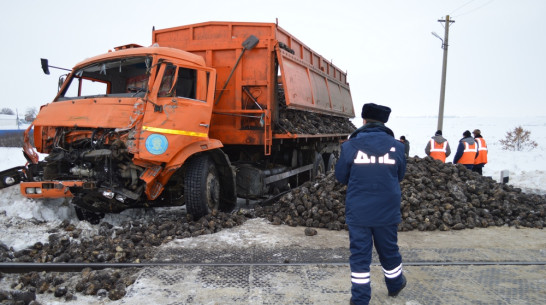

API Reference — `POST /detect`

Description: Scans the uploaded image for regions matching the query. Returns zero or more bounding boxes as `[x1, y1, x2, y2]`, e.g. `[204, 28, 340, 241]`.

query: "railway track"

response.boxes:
[2, 260, 545, 273]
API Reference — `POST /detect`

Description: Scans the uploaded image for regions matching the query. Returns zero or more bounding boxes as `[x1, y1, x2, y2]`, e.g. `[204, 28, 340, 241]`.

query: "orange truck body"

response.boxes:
[9, 21, 354, 221]
[153, 22, 353, 149]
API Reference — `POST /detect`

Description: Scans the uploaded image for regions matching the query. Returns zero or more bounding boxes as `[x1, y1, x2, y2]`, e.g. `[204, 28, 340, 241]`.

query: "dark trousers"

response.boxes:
[472, 163, 484, 175]
[348, 224, 405, 305]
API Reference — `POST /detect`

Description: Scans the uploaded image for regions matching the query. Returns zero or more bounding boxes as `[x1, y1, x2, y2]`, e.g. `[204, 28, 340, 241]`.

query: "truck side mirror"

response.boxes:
[41, 58, 50, 75]
[40, 58, 71, 75]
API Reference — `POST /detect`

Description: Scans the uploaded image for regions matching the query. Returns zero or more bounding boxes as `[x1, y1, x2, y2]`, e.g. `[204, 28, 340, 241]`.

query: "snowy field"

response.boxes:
[0, 116, 545, 252]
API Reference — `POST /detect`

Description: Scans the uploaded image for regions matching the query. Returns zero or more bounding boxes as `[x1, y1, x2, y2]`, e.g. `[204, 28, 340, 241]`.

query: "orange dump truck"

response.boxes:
[1, 21, 354, 222]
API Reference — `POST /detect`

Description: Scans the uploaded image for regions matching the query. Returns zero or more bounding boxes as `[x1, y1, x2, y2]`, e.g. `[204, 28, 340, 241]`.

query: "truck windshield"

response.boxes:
[57, 56, 151, 100]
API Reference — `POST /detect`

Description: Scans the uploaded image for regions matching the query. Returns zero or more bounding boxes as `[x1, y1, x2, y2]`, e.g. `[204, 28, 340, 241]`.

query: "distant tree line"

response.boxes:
[0, 107, 37, 123]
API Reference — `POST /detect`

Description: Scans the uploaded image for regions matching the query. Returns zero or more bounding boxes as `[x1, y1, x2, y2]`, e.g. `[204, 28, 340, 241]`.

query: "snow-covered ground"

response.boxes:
[1, 116, 545, 252]
[387, 115, 546, 194]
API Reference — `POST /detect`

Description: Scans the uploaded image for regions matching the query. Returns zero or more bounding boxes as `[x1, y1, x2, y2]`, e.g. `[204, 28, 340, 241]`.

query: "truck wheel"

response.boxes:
[324, 153, 337, 173]
[184, 155, 220, 220]
[312, 152, 325, 179]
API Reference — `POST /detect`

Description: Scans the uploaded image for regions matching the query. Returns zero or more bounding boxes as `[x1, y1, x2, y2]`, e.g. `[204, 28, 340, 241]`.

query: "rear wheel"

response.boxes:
[184, 155, 220, 220]
[324, 153, 337, 173]
[312, 152, 325, 179]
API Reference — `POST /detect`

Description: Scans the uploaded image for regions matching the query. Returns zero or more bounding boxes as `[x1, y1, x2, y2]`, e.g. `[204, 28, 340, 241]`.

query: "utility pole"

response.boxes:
[434, 15, 455, 131]
[16, 109, 20, 130]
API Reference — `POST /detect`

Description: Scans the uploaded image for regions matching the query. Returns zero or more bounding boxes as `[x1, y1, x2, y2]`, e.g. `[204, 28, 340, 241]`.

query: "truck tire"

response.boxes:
[312, 152, 325, 179]
[324, 153, 337, 173]
[184, 155, 220, 220]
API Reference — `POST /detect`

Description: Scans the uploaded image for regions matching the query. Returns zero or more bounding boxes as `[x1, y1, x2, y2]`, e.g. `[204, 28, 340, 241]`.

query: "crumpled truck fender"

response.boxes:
[140, 139, 225, 200]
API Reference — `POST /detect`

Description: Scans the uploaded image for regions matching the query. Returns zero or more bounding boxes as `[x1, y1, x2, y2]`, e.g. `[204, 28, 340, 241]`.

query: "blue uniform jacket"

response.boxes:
[335, 123, 406, 226]
[453, 136, 478, 164]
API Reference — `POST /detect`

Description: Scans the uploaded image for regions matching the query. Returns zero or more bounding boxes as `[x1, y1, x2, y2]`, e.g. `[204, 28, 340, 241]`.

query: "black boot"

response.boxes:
[388, 274, 406, 297]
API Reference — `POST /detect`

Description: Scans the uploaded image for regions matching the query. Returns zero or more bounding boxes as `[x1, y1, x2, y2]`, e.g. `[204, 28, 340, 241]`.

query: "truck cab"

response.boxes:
[21, 45, 237, 221]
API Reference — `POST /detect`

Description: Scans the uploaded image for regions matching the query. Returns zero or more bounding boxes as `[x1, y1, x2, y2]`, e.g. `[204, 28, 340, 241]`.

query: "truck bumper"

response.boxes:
[20, 181, 87, 198]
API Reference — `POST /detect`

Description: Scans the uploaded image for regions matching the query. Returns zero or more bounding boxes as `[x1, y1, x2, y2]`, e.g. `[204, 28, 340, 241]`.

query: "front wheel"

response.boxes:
[184, 155, 220, 220]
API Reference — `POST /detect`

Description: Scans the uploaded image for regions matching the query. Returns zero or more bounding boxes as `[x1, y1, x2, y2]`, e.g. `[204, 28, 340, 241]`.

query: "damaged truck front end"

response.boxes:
[17, 46, 230, 222]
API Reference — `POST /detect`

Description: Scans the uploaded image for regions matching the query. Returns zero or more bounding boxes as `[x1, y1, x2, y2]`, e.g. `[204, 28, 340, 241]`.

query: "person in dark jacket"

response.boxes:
[453, 130, 478, 170]
[335, 103, 407, 305]
[399, 136, 410, 157]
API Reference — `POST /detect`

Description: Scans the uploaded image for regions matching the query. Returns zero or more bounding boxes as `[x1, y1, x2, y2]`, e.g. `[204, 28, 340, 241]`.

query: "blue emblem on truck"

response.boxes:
[145, 134, 168, 155]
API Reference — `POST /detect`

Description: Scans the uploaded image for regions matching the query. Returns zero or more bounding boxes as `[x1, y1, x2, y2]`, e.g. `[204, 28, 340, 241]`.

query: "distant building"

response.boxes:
[0, 114, 31, 132]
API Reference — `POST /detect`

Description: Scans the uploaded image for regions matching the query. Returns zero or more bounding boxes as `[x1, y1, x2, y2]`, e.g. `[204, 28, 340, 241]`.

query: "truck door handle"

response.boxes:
[199, 123, 209, 128]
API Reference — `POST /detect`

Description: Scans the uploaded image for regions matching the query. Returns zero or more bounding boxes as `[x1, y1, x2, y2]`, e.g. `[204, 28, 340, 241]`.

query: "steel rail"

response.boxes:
[1, 260, 545, 273]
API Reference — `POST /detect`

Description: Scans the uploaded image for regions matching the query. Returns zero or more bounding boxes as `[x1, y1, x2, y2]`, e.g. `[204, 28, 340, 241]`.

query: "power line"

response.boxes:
[453, 0, 498, 18]
[450, 0, 478, 15]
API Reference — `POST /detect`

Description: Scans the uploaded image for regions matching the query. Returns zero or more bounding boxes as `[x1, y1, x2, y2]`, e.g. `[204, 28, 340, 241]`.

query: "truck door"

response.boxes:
[138, 62, 215, 163]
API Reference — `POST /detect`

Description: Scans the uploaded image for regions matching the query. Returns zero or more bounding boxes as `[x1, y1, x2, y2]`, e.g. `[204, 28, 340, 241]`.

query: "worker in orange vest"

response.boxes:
[399, 136, 410, 158]
[424, 130, 451, 162]
[453, 130, 478, 170]
[472, 129, 488, 175]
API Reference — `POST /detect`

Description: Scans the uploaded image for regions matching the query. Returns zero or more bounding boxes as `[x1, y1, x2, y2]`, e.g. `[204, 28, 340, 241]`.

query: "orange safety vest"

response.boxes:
[474, 138, 488, 164]
[429, 139, 448, 162]
[457, 142, 477, 165]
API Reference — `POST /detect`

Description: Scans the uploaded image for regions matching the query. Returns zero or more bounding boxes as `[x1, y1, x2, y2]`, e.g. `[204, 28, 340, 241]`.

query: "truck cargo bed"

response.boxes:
[153, 21, 355, 153]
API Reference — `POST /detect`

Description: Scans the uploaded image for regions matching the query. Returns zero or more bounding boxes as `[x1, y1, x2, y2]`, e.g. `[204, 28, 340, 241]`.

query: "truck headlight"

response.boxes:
[102, 190, 114, 199]
[25, 187, 41, 194]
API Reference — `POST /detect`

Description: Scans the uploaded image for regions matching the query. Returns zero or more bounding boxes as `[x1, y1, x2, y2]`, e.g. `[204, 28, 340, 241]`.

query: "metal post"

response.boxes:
[16, 109, 20, 130]
[436, 15, 454, 131]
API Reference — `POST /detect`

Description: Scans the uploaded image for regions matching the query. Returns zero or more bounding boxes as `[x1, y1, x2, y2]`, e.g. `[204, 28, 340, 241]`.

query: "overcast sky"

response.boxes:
[2, 0, 545, 119]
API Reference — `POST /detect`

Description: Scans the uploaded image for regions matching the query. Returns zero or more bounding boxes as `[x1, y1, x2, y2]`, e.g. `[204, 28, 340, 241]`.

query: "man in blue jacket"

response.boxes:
[335, 103, 407, 305]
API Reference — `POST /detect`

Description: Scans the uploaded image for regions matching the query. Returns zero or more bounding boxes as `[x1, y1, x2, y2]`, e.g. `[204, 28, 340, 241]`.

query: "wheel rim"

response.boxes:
[206, 170, 220, 211]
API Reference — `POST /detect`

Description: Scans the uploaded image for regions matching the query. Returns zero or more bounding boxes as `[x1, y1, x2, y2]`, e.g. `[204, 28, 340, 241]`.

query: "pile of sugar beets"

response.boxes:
[256, 156, 546, 231]
[275, 108, 357, 135]
[0, 211, 249, 303]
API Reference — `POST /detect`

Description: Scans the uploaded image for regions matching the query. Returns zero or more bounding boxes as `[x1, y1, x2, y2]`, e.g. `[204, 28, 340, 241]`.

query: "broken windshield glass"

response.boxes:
[58, 56, 152, 100]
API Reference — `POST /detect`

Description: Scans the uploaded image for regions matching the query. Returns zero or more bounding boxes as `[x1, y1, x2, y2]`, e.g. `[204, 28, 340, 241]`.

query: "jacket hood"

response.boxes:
[432, 135, 447, 143]
[460, 137, 476, 145]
